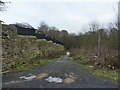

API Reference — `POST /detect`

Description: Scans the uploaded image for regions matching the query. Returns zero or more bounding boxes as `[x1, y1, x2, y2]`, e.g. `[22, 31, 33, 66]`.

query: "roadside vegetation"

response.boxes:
[16, 56, 64, 71]
[2, 56, 64, 73]
[69, 55, 119, 82]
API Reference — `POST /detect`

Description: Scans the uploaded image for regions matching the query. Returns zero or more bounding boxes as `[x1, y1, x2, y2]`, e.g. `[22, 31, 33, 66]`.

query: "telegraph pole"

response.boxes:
[98, 34, 100, 57]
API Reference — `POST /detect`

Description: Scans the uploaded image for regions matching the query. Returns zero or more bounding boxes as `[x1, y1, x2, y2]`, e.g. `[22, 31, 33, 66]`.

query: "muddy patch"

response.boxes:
[64, 72, 78, 83]
[37, 73, 48, 79]
[64, 78, 75, 83]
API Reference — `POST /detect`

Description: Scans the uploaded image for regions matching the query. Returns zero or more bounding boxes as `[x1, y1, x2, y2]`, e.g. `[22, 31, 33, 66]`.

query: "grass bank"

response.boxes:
[2, 56, 64, 74]
[69, 56, 119, 82]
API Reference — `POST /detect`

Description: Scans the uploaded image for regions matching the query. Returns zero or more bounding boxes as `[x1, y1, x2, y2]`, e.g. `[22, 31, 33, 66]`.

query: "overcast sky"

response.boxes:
[1, 0, 119, 34]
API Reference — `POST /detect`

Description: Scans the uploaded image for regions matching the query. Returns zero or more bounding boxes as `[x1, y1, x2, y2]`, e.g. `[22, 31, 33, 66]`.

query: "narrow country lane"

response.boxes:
[2, 55, 118, 88]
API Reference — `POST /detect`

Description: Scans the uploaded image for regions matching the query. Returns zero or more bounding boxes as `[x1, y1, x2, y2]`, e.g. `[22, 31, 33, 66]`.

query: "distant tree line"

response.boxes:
[37, 21, 118, 51]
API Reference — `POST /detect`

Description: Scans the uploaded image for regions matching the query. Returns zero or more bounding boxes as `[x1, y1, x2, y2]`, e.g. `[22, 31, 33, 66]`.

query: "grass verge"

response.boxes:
[16, 56, 64, 71]
[2, 56, 64, 73]
[69, 56, 119, 82]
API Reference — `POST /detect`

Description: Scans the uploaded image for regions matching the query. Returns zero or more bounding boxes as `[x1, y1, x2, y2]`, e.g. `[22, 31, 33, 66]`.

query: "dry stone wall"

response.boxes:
[2, 24, 64, 70]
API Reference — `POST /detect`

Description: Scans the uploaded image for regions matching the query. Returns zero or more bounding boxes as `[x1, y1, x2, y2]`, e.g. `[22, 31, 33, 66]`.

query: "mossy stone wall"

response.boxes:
[2, 24, 64, 70]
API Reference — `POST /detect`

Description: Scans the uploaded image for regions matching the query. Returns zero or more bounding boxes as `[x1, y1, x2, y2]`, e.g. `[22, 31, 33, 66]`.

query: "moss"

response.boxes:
[16, 64, 33, 71]
[16, 56, 63, 71]
[38, 60, 54, 65]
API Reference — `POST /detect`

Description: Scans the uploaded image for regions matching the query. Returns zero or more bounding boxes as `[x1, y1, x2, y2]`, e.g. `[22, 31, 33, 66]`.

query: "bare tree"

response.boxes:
[38, 21, 49, 34]
[89, 21, 101, 57]
[0, 0, 10, 11]
[89, 21, 100, 32]
[108, 22, 116, 30]
[0, 0, 5, 11]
